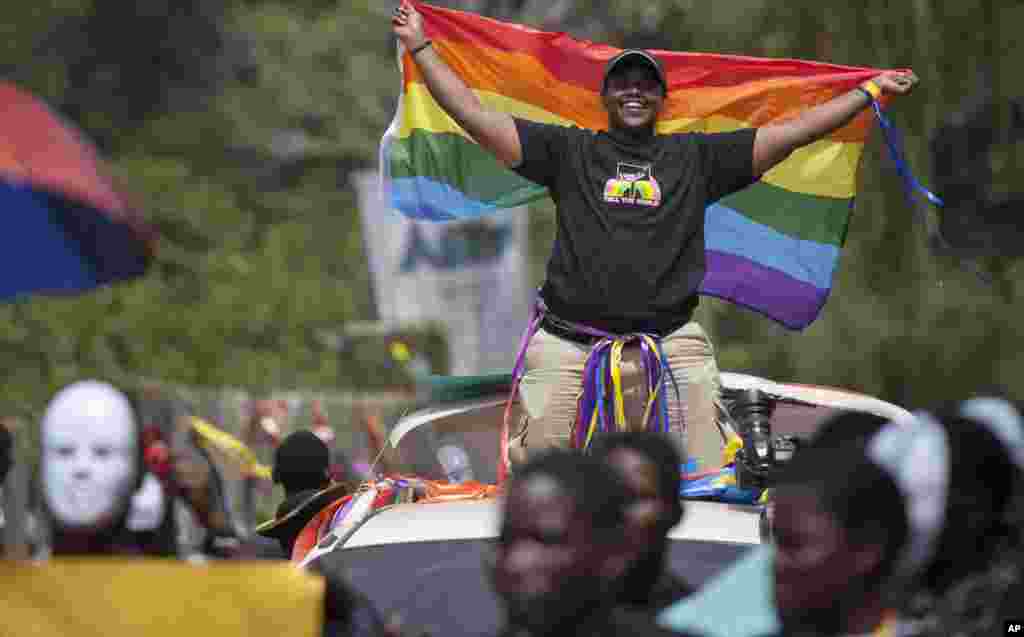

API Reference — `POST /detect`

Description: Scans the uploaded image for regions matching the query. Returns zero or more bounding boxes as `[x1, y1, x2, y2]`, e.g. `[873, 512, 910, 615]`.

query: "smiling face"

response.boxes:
[490, 474, 613, 633]
[601, 60, 666, 132]
[41, 381, 139, 530]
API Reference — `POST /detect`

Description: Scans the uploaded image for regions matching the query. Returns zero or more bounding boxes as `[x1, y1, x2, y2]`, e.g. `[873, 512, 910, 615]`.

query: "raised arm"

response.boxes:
[751, 71, 919, 177]
[392, 1, 522, 167]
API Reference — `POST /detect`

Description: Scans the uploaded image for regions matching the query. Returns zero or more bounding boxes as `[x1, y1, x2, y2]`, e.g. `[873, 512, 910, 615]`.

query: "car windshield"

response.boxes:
[318, 537, 752, 637]
[390, 397, 512, 484]
[389, 397, 859, 485]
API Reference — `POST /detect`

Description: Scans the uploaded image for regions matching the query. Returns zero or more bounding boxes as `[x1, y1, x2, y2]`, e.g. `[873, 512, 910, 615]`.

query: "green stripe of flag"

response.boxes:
[391, 129, 851, 247]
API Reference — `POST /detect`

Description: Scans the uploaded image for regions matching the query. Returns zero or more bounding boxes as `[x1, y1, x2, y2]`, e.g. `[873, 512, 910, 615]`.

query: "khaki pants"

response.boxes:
[514, 321, 731, 470]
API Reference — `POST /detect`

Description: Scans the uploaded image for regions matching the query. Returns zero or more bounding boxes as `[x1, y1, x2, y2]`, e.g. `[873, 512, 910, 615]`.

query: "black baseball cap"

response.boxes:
[601, 49, 667, 95]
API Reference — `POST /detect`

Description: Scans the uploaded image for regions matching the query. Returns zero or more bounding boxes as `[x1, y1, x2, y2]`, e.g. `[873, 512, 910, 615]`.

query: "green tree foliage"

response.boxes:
[0, 0, 420, 418]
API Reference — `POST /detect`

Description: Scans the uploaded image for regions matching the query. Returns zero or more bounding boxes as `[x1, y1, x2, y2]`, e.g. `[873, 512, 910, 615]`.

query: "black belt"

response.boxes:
[539, 313, 603, 346]
[540, 312, 686, 345]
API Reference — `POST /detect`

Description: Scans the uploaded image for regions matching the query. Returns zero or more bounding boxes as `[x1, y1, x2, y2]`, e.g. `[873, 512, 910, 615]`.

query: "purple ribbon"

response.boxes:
[505, 292, 683, 451]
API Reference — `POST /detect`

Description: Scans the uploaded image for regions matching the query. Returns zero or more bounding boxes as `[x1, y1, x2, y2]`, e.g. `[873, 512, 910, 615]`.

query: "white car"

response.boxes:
[309, 372, 909, 637]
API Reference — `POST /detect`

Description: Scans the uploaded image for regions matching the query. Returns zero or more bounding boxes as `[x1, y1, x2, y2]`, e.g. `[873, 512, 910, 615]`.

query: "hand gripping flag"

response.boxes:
[381, 2, 916, 330]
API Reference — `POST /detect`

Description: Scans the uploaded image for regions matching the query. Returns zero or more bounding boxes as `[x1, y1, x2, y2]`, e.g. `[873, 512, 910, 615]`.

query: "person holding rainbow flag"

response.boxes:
[390, 1, 918, 471]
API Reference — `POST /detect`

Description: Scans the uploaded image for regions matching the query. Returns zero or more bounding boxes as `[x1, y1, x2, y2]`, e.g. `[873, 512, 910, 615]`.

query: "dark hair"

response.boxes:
[590, 431, 684, 527]
[511, 448, 630, 533]
[920, 403, 1021, 592]
[273, 431, 330, 496]
[779, 404, 1024, 592]
[900, 400, 1024, 636]
[806, 410, 892, 449]
[774, 411, 908, 581]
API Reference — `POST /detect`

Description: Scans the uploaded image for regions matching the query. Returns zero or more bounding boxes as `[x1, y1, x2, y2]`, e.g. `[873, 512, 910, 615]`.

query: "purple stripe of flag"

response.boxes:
[700, 251, 832, 329]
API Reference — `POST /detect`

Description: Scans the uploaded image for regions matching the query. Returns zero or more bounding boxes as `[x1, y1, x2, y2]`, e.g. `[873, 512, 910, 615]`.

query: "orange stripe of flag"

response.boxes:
[404, 40, 877, 142]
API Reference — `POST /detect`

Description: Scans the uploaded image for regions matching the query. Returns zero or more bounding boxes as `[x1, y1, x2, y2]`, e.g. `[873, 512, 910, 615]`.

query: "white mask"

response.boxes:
[41, 381, 139, 529]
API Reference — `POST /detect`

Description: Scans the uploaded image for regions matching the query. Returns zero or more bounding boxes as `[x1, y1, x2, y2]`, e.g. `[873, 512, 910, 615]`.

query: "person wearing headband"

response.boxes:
[901, 397, 1024, 637]
[658, 410, 901, 637]
[774, 400, 1024, 636]
[768, 412, 910, 637]
[659, 400, 1024, 637]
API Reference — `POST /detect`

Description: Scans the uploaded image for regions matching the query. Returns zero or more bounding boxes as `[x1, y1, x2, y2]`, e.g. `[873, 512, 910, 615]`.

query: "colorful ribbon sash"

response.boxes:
[502, 295, 682, 478]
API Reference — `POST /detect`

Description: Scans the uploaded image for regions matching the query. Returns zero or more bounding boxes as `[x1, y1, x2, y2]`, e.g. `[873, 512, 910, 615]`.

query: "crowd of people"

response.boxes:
[1, 376, 1022, 637]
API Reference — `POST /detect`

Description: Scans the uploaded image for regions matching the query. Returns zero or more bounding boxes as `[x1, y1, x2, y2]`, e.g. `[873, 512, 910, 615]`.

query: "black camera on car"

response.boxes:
[729, 388, 802, 491]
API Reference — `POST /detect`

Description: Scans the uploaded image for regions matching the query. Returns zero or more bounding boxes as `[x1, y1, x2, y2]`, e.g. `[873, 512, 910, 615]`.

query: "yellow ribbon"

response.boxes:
[609, 340, 627, 430]
[577, 333, 673, 449]
[190, 417, 273, 481]
[584, 407, 600, 450]
[638, 335, 664, 429]
[722, 433, 744, 466]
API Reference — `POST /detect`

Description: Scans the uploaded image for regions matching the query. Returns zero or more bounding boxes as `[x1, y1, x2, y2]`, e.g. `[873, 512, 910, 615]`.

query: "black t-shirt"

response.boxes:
[512, 119, 757, 336]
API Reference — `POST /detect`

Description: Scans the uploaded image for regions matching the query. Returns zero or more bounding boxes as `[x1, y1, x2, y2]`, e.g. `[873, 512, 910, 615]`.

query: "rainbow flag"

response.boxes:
[381, 2, 896, 329]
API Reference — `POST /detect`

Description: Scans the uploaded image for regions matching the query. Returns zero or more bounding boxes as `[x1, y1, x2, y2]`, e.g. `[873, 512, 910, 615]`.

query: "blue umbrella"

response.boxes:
[0, 82, 156, 300]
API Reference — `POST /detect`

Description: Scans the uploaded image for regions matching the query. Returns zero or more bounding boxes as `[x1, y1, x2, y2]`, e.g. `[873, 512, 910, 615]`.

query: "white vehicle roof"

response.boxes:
[343, 371, 906, 556]
[342, 498, 760, 550]
[718, 372, 911, 422]
[389, 373, 911, 449]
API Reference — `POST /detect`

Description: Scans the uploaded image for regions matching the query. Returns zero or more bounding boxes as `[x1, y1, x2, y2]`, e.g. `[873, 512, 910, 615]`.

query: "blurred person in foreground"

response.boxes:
[38, 380, 176, 557]
[490, 449, 702, 637]
[591, 432, 693, 612]
[897, 397, 1024, 637]
[659, 400, 1024, 637]
[392, 1, 919, 472]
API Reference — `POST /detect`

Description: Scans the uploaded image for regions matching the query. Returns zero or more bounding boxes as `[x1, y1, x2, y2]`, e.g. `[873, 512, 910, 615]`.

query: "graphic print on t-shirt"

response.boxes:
[603, 162, 662, 207]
